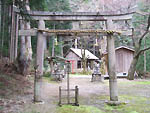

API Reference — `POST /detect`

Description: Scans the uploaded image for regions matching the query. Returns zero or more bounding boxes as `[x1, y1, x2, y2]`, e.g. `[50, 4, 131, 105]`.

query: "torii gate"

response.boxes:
[18, 11, 133, 103]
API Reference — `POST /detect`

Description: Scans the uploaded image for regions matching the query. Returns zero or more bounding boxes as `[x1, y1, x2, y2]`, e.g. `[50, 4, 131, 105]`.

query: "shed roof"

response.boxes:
[70, 48, 99, 60]
[103, 46, 134, 55]
[115, 46, 134, 52]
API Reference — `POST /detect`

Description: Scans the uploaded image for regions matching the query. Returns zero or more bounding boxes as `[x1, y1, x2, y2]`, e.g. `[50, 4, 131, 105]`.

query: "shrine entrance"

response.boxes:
[16, 9, 134, 103]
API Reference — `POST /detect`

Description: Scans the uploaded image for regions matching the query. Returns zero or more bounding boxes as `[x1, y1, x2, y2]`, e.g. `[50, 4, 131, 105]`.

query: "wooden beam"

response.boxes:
[25, 11, 134, 16]
[19, 29, 37, 36]
[119, 29, 133, 36]
[19, 30, 109, 36]
[38, 29, 121, 34]
[19, 11, 134, 21]
[30, 16, 106, 21]
[19, 29, 132, 36]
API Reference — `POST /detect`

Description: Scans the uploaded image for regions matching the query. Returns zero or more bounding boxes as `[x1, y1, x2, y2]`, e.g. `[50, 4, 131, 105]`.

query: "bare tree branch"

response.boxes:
[147, 14, 150, 30]
[131, 28, 135, 46]
[139, 30, 149, 44]
[139, 14, 150, 45]
[136, 11, 149, 16]
[136, 46, 150, 57]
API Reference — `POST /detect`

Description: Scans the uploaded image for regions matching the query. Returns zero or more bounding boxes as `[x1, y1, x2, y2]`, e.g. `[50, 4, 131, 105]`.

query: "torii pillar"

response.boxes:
[34, 19, 45, 102]
[107, 19, 118, 101]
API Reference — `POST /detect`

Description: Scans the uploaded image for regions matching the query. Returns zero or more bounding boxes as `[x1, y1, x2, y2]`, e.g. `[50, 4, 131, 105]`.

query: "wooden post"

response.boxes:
[67, 61, 70, 104]
[14, 14, 19, 59]
[107, 19, 118, 101]
[75, 38, 78, 49]
[50, 60, 54, 76]
[34, 65, 38, 102]
[36, 20, 45, 75]
[34, 20, 45, 102]
[59, 86, 62, 106]
[52, 37, 55, 57]
[75, 86, 79, 106]
[60, 37, 63, 57]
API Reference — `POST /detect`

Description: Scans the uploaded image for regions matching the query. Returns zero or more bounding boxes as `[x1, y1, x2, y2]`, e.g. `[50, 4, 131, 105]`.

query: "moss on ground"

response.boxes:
[134, 81, 150, 85]
[104, 95, 150, 113]
[118, 80, 150, 85]
[43, 77, 60, 84]
[55, 95, 150, 113]
[56, 105, 104, 113]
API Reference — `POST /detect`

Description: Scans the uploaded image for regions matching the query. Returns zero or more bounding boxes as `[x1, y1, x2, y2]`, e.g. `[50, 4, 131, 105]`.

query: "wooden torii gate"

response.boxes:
[18, 11, 133, 103]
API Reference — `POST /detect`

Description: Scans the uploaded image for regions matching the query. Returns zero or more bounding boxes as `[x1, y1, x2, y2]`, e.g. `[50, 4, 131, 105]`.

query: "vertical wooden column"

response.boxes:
[60, 37, 63, 56]
[59, 86, 62, 106]
[36, 20, 45, 75]
[34, 20, 45, 102]
[75, 38, 78, 49]
[75, 86, 79, 106]
[107, 19, 118, 101]
[10, 5, 15, 62]
[73, 22, 79, 49]
[14, 14, 19, 59]
[67, 61, 70, 104]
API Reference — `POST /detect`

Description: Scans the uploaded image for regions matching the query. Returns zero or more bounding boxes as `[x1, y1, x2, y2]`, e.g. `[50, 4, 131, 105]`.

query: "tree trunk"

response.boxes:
[10, 2, 15, 62]
[0, 1, 3, 58]
[107, 19, 118, 101]
[18, 21, 28, 75]
[127, 41, 141, 80]
[25, 0, 32, 74]
[0, 3, 4, 59]
[144, 37, 146, 72]
[127, 56, 139, 80]
[17, 0, 32, 76]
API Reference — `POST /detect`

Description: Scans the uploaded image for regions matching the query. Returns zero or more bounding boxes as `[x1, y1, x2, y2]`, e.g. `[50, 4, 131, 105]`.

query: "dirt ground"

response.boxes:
[1, 75, 150, 113]
[21, 76, 150, 113]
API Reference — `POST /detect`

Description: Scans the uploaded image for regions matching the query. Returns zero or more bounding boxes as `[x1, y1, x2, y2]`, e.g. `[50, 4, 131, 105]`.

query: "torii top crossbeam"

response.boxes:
[18, 10, 134, 21]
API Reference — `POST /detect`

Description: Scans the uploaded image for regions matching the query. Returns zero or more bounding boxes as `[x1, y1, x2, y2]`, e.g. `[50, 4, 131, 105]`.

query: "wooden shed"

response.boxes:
[104, 46, 134, 74]
[65, 48, 99, 73]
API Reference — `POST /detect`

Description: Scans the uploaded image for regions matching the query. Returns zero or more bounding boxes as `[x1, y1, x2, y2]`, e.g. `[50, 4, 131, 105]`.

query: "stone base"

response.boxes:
[105, 100, 127, 106]
[91, 74, 104, 82]
[33, 100, 45, 104]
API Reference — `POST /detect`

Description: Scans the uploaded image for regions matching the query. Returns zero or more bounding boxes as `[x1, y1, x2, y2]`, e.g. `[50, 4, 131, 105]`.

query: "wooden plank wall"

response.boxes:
[116, 49, 134, 73]
[65, 51, 81, 72]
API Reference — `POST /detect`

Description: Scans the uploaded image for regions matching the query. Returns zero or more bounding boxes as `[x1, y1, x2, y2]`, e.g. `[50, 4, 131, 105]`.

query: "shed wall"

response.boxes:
[65, 51, 81, 72]
[116, 48, 134, 73]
